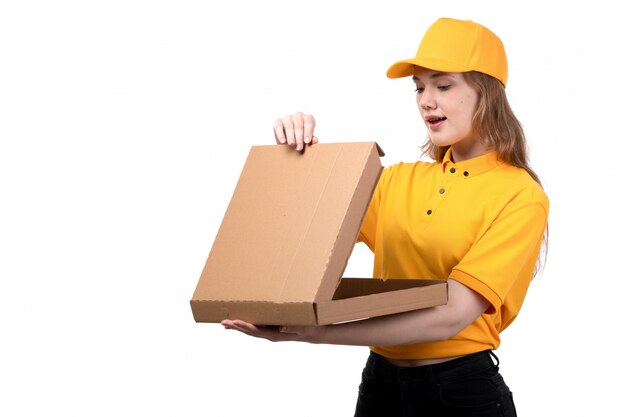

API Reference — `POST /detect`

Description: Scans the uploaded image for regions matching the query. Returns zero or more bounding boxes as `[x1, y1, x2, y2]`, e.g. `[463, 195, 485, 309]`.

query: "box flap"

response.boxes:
[315, 278, 448, 325]
[192, 142, 383, 306]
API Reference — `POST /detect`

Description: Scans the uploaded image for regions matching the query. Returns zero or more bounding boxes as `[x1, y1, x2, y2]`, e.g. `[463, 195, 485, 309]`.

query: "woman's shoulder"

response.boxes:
[495, 164, 549, 208]
[377, 159, 440, 189]
[382, 159, 438, 176]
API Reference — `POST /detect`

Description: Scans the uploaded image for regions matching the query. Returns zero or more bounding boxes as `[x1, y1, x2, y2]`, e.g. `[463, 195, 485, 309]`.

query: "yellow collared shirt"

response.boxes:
[358, 149, 549, 359]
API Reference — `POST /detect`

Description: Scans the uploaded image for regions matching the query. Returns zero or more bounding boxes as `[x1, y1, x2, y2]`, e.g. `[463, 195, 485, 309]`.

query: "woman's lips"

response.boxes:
[427, 117, 446, 129]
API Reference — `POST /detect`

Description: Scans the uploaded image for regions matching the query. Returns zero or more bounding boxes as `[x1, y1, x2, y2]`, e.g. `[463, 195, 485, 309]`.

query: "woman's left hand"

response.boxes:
[221, 319, 324, 343]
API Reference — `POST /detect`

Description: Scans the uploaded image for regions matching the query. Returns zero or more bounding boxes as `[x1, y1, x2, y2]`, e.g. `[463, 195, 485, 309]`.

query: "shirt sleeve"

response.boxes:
[357, 165, 392, 252]
[449, 185, 549, 314]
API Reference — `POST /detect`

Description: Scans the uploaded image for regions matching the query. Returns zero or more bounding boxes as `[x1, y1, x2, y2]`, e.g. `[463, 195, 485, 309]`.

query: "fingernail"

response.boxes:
[305, 136, 310, 144]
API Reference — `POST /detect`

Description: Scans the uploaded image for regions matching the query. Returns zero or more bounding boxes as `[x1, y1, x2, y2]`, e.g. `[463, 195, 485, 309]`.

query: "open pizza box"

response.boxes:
[190, 142, 447, 326]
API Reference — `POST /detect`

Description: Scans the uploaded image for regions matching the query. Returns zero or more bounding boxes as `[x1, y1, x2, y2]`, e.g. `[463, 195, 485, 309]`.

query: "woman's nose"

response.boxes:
[419, 89, 436, 110]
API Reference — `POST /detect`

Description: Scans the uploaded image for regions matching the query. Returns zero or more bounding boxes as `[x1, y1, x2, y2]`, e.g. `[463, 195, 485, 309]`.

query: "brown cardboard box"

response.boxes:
[190, 142, 447, 325]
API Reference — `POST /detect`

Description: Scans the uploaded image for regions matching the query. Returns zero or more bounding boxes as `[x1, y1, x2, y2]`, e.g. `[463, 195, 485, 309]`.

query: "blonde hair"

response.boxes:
[420, 71, 548, 275]
[421, 71, 541, 184]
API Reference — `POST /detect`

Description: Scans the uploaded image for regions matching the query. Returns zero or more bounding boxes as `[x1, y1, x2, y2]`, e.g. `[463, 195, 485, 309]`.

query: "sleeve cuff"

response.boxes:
[449, 269, 502, 315]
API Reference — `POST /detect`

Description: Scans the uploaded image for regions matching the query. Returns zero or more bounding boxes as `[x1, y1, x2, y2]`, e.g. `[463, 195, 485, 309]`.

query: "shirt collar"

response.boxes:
[441, 148, 501, 178]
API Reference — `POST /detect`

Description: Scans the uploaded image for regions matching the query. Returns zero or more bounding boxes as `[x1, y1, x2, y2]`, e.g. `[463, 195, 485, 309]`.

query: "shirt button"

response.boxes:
[450, 167, 456, 173]
[427, 209, 432, 215]
[439, 188, 445, 194]
[464, 171, 469, 177]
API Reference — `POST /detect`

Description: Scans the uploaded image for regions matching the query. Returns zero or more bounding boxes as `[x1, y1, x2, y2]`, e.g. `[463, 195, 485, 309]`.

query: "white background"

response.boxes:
[1, 1, 624, 416]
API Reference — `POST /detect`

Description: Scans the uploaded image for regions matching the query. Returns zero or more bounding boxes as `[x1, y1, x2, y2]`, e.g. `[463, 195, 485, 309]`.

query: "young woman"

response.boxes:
[222, 17, 549, 417]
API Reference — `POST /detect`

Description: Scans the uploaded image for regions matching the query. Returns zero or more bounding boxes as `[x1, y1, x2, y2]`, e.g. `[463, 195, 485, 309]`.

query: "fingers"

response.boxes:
[221, 319, 316, 343]
[273, 117, 288, 144]
[221, 319, 258, 334]
[221, 319, 283, 341]
[273, 112, 316, 151]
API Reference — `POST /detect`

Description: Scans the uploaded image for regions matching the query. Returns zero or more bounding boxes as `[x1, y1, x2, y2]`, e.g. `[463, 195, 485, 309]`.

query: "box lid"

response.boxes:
[192, 142, 384, 307]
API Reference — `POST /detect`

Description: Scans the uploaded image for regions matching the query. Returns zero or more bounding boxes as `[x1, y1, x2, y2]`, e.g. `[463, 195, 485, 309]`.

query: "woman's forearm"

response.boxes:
[305, 278, 487, 346]
[223, 279, 489, 346]
[313, 304, 452, 346]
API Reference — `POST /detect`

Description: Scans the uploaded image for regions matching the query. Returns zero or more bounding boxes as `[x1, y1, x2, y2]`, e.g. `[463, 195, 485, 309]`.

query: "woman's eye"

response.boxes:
[438, 85, 451, 91]
[414, 87, 424, 93]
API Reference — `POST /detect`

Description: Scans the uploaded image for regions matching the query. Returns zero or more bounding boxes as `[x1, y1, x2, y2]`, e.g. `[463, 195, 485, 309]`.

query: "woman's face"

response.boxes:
[413, 68, 484, 161]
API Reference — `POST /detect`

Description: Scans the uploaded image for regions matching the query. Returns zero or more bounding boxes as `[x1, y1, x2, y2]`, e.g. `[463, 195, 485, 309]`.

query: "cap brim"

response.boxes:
[386, 58, 472, 79]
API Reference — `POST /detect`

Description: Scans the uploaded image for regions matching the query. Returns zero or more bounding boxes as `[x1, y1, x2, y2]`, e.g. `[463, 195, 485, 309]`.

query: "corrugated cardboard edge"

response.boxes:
[191, 299, 316, 326]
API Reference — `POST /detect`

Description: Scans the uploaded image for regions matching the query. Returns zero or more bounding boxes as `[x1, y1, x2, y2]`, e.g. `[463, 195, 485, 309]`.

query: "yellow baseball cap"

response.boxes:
[387, 18, 508, 87]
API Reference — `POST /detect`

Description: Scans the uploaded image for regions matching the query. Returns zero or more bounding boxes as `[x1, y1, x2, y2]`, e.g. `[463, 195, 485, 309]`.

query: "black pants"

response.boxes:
[354, 350, 517, 417]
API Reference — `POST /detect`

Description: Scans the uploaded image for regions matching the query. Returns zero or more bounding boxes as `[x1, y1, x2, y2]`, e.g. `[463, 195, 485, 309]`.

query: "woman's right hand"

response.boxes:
[273, 112, 318, 151]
